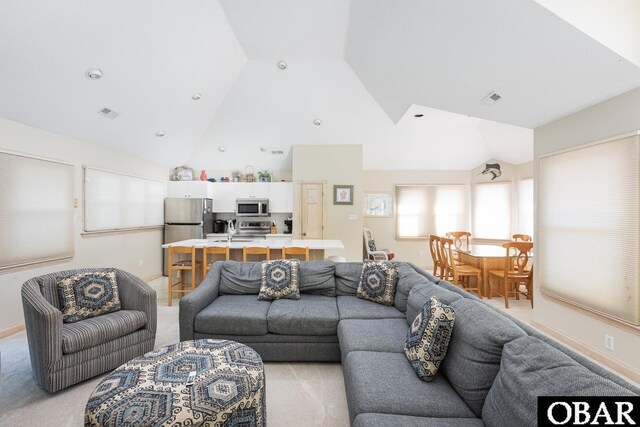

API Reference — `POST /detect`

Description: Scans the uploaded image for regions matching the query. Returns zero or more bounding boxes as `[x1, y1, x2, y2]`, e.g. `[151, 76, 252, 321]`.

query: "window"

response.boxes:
[538, 132, 639, 326]
[0, 150, 74, 270]
[396, 185, 467, 238]
[517, 178, 533, 236]
[473, 182, 512, 239]
[84, 166, 165, 232]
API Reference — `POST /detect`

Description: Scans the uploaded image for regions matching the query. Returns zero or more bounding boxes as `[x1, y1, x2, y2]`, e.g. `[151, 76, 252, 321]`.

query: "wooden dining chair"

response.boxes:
[428, 234, 444, 278]
[512, 234, 532, 242]
[440, 237, 483, 298]
[446, 231, 471, 251]
[488, 242, 534, 308]
[243, 246, 270, 262]
[168, 246, 200, 307]
[202, 246, 230, 280]
[282, 246, 309, 261]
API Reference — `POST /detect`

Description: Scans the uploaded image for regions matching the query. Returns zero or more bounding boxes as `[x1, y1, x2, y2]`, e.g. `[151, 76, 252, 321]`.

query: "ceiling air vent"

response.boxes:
[271, 150, 284, 155]
[481, 92, 502, 105]
[97, 107, 119, 119]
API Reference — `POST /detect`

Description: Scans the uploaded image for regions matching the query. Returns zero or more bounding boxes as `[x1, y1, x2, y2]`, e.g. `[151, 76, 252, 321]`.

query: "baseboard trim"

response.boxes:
[531, 320, 640, 386]
[0, 323, 25, 339]
[144, 273, 162, 282]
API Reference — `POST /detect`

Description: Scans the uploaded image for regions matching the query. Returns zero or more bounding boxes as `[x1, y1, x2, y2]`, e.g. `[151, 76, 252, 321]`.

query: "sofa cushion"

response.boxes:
[194, 295, 271, 335]
[353, 413, 484, 427]
[440, 298, 527, 417]
[258, 259, 300, 301]
[337, 296, 405, 320]
[406, 280, 463, 326]
[338, 319, 408, 355]
[61, 310, 146, 354]
[57, 270, 121, 323]
[267, 295, 338, 335]
[356, 261, 398, 306]
[394, 264, 428, 313]
[343, 351, 476, 421]
[483, 336, 637, 427]
[298, 261, 336, 296]
[219, 261, 262, 295]
[405, 297, 455, 382]
[335, 262, 363, 296]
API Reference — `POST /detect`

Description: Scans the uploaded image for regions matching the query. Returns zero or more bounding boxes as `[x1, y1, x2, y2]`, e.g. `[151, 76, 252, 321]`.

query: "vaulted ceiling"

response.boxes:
[1, 0, 639, 171]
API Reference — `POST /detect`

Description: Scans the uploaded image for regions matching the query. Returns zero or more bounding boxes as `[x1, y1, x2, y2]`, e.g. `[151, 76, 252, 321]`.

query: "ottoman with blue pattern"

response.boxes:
[85, 339, 266, 427]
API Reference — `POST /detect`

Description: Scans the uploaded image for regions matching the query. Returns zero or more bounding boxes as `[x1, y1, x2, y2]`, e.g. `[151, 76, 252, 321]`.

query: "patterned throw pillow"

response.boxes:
[356, 260, 398, 306]
[57, 270, 121, 323]
[258, 259, 301, 301]
[367, 239, 377, 252]
[405, 297, 455, 382]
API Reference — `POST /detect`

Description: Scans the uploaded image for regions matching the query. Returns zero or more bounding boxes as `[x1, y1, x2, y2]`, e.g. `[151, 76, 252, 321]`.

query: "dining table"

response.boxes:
[452, 244, 516, 298]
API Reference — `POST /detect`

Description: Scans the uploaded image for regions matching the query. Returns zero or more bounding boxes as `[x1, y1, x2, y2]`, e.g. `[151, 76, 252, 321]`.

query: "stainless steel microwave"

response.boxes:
[236, 198, 270, 217]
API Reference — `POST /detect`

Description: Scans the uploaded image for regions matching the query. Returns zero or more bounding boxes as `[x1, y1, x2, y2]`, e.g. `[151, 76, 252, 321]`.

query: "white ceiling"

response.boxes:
[0, 0, 638, 171]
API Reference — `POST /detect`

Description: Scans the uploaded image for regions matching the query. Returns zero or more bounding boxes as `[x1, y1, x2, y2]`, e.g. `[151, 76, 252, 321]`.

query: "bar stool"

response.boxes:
[167, 246, 200, 307]
[202, 246, 230, 280]
[282, 246, 309, 261]
[243, 246, 270, 262]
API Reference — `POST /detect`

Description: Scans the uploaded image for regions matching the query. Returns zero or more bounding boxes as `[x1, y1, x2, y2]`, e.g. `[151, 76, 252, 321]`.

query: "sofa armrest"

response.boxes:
[116, 269, 157, 334]
[21, 279, 63, 381]
[179, 262, 222, 341]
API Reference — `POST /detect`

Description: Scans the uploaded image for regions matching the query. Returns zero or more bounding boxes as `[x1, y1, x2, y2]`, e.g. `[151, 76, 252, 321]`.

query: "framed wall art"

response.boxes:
[333, 185, 354, 205]
[363, 192, 392, 217]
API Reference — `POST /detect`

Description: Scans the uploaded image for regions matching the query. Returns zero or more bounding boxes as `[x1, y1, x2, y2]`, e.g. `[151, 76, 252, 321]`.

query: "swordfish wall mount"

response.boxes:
[480, 163, 502, 181]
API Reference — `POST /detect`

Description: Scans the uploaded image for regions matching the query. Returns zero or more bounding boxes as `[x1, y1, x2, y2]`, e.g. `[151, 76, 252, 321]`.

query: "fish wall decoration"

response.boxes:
[480, 163, 502, 180]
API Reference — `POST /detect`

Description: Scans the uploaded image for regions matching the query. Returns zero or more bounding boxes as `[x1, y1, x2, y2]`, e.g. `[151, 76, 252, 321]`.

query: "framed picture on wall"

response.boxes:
[333, 185, 354, 205]
[364, 193, 392, 217]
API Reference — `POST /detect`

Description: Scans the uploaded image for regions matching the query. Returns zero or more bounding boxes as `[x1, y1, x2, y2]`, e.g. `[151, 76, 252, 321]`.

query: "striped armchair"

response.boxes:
[21, 268, 156, 392]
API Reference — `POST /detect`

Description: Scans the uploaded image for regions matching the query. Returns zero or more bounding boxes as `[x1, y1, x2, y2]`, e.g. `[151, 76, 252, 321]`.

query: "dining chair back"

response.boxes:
[488, 241, 534, 308]
[243, 246, 270, 262]
[446, 231, 471, 251]
[512, 234, 532, 242]
[428, 234, 444, 278]
[168, 246, 200, 307]
[282, 246, 309, 261]
[202, 246, 230, 280]
[440, 237, 483, 298]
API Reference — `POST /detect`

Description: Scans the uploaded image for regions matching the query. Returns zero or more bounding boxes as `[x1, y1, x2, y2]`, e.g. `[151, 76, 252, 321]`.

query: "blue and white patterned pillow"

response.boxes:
[258, 259, 300, 301]
[404, 297, 455, 381]
[356, 260, 398, 306]
[57, 270, 121, 323]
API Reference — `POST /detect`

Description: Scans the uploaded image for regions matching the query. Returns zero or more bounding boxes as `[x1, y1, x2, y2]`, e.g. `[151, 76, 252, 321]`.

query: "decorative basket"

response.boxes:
[243, 165, 257, 182]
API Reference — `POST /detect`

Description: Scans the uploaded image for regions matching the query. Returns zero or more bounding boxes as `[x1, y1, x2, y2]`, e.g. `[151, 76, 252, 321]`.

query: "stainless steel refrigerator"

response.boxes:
[163, 198, 214, 275]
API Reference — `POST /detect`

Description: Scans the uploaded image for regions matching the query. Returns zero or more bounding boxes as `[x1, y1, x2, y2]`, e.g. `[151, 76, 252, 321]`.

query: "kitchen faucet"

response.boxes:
[227, 219, 236, 243]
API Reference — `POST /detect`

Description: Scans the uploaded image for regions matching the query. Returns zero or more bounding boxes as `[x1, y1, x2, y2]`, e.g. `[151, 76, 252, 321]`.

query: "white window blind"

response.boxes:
[473, 182, 512, 239]
[84, 167, 165, 232]
[538, 132, 639, 326]
[396, 185, 467, 238]
[517, 178, 534, 236]
[0, 150, 74, 270]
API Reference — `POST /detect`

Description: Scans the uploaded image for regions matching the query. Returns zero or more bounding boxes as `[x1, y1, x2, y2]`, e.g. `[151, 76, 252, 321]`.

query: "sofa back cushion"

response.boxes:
[394, 264, 430, 313]
[440, 298, 526, 417]
[298, 261, 336, 296]
[405, 280, 462, 325]
[335, 262, 363, 296]
[220, 261, 262, 294]
[482, 336, 637, 427]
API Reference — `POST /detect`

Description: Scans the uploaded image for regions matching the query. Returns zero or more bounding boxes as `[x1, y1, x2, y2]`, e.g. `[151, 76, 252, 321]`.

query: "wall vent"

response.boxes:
[97, 107, 119, 119]
[271, 150, 284, 155]
[481, 92, 502, 105]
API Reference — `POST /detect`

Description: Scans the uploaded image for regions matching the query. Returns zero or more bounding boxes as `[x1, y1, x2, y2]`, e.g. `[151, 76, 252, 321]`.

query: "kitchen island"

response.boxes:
[162, 238, 345, 262]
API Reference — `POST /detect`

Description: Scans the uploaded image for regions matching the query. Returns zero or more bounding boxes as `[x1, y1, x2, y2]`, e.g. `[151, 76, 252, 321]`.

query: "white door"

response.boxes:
[301, 183, 324, 239]
[269, 182, 293, 213]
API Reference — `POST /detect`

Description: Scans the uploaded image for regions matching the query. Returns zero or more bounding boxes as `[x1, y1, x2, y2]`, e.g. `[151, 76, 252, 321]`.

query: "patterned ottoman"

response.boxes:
[85, 340, 266, 427]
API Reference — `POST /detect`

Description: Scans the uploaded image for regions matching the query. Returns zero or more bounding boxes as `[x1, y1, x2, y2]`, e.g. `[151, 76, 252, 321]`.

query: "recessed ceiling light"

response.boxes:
[155, 131, 165, 137]
[85, 68, 103, 80]
[313, 119, 322, 126]
[414, 114, 424, 118]
[192, 93, 201, 101]
[260, 146, 267, 152]
[218, 146, 226, 152]
[277, 60, 287, 70]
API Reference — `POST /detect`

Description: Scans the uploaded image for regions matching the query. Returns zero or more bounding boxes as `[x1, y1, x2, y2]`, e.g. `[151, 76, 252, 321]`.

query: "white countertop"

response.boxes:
[162, 238, 344, 250]
[206, 233, 292, 238]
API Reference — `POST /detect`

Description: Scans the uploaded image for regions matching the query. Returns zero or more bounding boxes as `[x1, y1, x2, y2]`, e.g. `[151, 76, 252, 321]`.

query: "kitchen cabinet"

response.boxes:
[236, 182, 269, 199]
[167, 181, 209, 198]
[208, 183, 236, 212]
[268, 182, 293, 213]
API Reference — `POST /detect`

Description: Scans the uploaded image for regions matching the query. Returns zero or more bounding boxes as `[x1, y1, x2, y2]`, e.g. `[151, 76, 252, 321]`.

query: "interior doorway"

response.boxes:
[300, 183, 324, 239]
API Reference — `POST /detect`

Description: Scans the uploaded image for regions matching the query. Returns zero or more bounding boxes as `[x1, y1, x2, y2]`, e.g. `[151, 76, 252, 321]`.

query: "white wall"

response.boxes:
[534, 87, 640, 375]
[0, 118, 170, 331]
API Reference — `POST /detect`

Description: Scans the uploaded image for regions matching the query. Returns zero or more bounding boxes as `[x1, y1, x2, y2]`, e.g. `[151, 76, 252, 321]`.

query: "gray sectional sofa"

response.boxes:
[180, 261, 639, 426]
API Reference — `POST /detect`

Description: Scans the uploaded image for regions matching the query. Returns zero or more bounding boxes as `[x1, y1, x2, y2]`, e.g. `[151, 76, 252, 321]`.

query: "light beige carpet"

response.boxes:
[0, 302, 350, 427]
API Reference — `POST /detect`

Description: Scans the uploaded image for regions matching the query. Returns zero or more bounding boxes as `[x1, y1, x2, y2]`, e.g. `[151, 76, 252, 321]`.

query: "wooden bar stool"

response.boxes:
[202, 246, 230, 280]
[243, 246, 270, 262]
[167, 246, 200, 307]
[281, 246, 309, 261]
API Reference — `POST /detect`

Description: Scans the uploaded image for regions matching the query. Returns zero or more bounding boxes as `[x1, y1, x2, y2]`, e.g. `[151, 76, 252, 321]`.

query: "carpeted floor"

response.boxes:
[0, 301, 350, 427]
